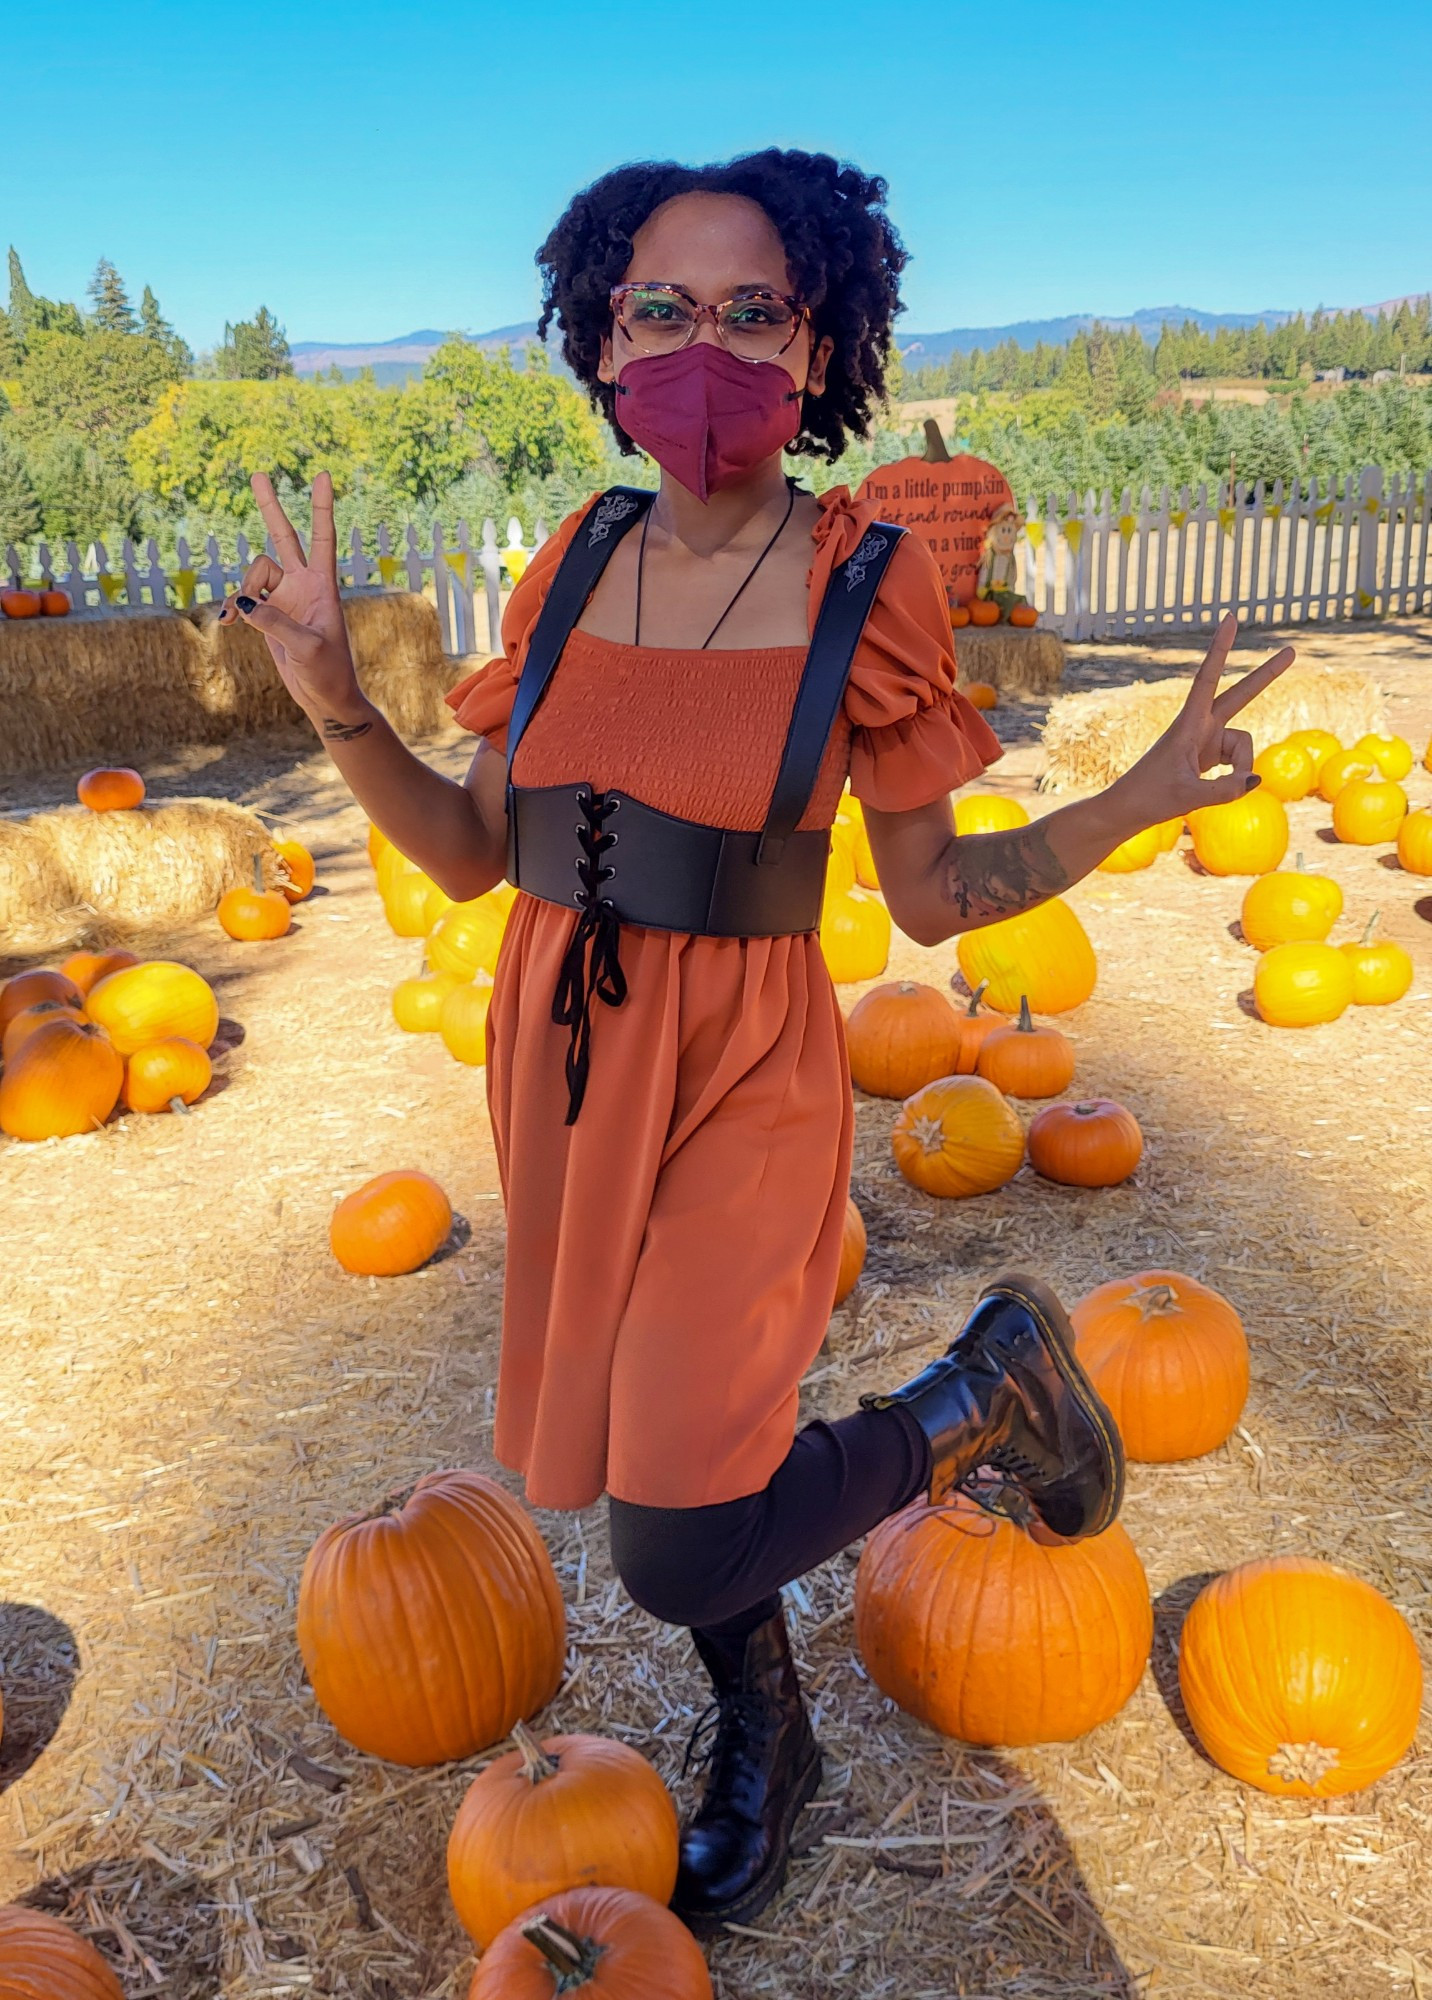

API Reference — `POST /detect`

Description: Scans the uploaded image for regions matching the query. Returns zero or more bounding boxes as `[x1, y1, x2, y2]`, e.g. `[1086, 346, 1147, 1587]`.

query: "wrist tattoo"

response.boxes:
[322, 716, 372, 741]
[942, 819, 1072, 922]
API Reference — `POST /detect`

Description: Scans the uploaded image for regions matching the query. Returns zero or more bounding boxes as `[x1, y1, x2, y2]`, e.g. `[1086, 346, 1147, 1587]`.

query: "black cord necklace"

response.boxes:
[633, 480, 797, 649]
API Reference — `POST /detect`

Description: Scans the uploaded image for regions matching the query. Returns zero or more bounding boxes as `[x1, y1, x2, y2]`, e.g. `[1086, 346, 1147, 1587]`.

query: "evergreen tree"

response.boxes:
[217, 305, 293, 381]
[88, 257, 137, 334]
[0, 307, 21, 376]
[1059, 332, 1094, 406]
[1091, 337, 1121, 417]
[1153, 327, 1180, 386]
[7, 248, 37, 347]
[0, 431, 41, 544]
[139, 284, 193, 375]
[1116, 346, 1153, 422]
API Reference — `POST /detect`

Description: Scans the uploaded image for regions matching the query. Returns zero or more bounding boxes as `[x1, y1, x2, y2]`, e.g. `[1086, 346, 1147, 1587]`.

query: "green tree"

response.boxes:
[127, 377, 363, 516]
[422, 340, 606, 485]
[140, 285, 194, 376]
[28, 429, 142, 545]
[1058, 332, 1094, 407]
[7, 248, 37, 347]
[0, 431, 41, 543]
[88, 257, 137, 334]
[12, 329, 175, 451]
[1091, 337, 1120, 417]
[0, 308, 21, 378]
[217, 306, 293, 380]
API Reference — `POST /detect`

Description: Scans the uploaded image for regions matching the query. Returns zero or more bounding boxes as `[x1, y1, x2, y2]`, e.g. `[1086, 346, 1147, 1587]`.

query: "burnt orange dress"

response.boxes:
[446, 487, 1000, 1511]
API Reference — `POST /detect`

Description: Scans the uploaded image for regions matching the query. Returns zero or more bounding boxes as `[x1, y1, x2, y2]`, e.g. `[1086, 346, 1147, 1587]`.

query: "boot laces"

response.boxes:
[959, 1444, 1042, 1528]
[682, 1689, 774, 1782]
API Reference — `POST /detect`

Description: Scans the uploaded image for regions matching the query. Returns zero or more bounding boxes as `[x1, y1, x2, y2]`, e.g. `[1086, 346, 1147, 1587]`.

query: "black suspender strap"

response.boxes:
[504, 486, 655, 772]
[755, 520, 905, 863]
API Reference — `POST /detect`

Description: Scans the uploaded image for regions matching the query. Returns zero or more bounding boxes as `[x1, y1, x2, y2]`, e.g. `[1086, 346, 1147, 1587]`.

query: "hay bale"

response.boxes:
[0, 799, 279, 960]
[0, 591, 457, 778]
[955, 625, 1066, 696]
[1040, 664, 1384, 792]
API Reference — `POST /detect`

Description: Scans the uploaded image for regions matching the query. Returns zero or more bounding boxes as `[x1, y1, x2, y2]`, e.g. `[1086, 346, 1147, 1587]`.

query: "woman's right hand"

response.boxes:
[218, 471, 368, 726]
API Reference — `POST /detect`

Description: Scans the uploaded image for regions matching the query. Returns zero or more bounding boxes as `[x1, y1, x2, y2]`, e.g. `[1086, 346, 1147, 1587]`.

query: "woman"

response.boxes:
[223, 149, 1290, 1936]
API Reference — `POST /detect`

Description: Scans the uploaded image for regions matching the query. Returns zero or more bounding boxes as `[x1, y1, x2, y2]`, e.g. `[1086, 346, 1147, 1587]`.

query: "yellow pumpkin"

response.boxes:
[1251, 740, 1316, 802]
[440, 974, 495, 1064]
[1317, 748, 1375, 804]
[1239, 855, 1342, 951]
[1352, 732, 1413, 782]
[1097, 824, 1161, 873]
[85, 960, 219, 1056]
[825, 828, 858, 900]
[1188, 789, 1288, 876]
[393, 966, 468, 1033]
[819, 889, 891, 984]
[956, 898, 1096, 1015]
[891, 1075, 1025, 1198]
[1254, 941, 1354, 1028]
[1331, 776, 1407, 846]
[953, 794, 1030, 838]
[385, 869, 438, 938]
[1340, 913, 1413, 1007]
[1154, 816, 1184, 851]
[1283, 728, 1341, 782]
[1396, 808, 1432, 876]
[428, 895, 509, 979]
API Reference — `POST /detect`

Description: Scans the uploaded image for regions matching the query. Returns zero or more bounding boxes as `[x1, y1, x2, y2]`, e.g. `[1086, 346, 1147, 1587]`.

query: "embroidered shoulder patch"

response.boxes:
[844, 530, 890, 591]
[588, 493, 642, 545]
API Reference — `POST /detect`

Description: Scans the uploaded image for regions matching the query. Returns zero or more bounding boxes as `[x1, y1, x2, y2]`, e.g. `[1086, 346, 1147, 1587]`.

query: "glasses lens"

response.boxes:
[717, 294, 799, 360]
[617, 286, 699, 353]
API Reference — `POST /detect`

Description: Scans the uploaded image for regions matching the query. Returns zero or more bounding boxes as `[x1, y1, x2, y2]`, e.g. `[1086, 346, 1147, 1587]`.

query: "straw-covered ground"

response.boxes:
[1, 617, 1429, 1999]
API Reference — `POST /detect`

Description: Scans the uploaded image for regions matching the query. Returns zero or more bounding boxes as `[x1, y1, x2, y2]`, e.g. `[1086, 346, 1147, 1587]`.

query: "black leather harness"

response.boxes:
[504, 486, 904, 1120]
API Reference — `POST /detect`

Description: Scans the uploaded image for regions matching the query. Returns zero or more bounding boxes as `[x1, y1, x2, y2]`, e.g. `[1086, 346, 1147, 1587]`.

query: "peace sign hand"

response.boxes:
[217, 471, 366, 724]
[1122, 615, 1295, 820]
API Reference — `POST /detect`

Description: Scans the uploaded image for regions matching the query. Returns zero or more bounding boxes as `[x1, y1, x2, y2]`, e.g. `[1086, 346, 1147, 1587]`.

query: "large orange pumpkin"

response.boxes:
[1239, 855, 1342, 951]
[39, 589, 71, 617]
[86, 961, 219, 1055]
[1070, 1271, 1249, 1461]
[1187, 789, 1289, 876]
[0, 1905, 124, 1999]
[330, 1170, 452, 1276]
[468, 1888, 713, 2000]
[1178, 1558, 1422, 1796]
[968, 598, 1001, 627]
[834, 1197, 866, 1305]
[217, 856, 292, 941]
[1396, 808, 1432, 877]
[974, 995, 1075, 1099]
[297, 1468, 566, 1767]
[76, 766, 145, 812]
[1253, 941, 1353, 1028]
[447, 1723, 679, 1948]
[952, 793, 1028, 837]
[854, 1496, 1152, 1745]
[121, 1038, 212, 1114]
[891, 1075, 1025, 1198]
[0, 968, 83, 1036]
[0, 1018, 123, 1141]
[0, 589, 43, 619]
[2, 998, 87, 1065]
[956, 897, 1097, 1015]
[844, 981, 961, 1099]
[1027, 1098, 1143, 1187]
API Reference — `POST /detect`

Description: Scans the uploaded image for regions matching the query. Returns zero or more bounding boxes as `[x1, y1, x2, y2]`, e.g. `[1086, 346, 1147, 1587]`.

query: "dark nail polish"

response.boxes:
[235, 594, 257, 613]
[1244, 774, 1261, 791]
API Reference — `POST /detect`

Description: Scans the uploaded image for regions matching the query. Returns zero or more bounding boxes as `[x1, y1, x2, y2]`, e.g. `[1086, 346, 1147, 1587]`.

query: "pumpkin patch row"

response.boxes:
[368, 824, 509, 1065]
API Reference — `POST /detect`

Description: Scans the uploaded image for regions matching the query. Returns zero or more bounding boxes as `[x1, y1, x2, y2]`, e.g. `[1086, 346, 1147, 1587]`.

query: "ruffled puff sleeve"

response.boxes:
[444, 503, 589, 753]
[812, 488, 1002, 812]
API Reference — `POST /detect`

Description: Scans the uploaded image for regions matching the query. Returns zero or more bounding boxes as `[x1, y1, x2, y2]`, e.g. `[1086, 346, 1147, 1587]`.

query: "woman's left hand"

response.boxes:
[1116, 614, 1295, 823]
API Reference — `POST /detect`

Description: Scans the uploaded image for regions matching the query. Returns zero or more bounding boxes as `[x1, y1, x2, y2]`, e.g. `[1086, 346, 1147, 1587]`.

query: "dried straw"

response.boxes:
[954, 625, 1067, 696]
[1040, 664, 1384, 791]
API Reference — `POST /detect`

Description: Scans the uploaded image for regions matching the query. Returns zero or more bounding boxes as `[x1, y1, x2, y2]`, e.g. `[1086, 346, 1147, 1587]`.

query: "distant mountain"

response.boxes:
[291, 324, 541, 383]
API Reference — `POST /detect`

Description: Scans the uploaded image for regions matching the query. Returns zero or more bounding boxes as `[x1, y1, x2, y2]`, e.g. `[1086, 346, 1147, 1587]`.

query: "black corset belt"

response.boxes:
[508, 782, 831, 1123]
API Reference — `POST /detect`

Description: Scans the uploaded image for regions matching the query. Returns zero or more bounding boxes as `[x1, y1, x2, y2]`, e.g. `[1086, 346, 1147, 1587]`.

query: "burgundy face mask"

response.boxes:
[615, 344, 803, 502]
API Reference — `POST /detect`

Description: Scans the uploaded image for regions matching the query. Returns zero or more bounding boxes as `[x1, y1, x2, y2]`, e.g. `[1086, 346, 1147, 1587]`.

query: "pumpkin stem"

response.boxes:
[962, 979, 990, 1019]
[169, 1095, 189, 1116]
[1294, 850, 1304, 872]
[1132, 1282, 1180, 1319]
[1016, 995, 1034, 1034]
[511, 1717, 559, 1783]
[253, 853, 266, 895]
[921, 416, 952, 463]
[896, 981, 919, 996]
[1360, 910, 1381, 945]
[521, 1915, 604, 1985]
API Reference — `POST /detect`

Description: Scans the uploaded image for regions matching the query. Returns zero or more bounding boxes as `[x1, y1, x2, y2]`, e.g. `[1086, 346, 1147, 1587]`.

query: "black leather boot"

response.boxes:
[861, 1271, 1123, 1539]
[671, 1602, 823, 1936]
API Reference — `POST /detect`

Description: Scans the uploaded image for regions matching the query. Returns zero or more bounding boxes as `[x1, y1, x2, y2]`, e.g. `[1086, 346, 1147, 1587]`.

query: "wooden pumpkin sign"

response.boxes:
[858, 443, 1013, 606]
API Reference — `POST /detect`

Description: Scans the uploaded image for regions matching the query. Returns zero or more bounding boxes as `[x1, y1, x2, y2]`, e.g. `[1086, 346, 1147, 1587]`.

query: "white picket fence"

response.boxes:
[6, 463, 1430, 656]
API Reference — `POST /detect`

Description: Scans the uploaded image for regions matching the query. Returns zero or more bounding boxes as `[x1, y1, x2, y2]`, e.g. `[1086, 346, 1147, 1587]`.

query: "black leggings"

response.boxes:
[607, 1405, 930, 1642]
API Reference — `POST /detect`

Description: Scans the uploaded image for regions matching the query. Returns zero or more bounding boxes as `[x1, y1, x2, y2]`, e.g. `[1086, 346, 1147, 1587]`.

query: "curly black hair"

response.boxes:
[535, 149, 907, 463]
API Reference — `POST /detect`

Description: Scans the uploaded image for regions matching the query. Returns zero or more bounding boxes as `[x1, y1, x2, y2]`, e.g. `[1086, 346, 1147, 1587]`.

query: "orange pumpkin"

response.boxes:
[297, 1468, 565, 1767]
[1027, 1099, 1143, 1187]
[76, 766, 145, 812]
[956, 897, 1097, 1015]
[39, 588, 71, 617]
[1008, 602, 1038, 628]
[1340, 912, 1413, 1006]
[274, 838, 315, 901]
[1352, 732, 1414, 782]
[121, 1037, 212, 1114]
[0, 1018, 123, 1141]
[0, 1905, 124, 1999]
[0, 589, 42, 619]
[1317, 748, 1375, 804]
[963, 674, 998, 701]
[1283, 728, 1340, 781]
[819, 888, 890, 984]
[1396, 807, 1432, 876]
[949, 980, 1003, 1073]
[439, 975, 495, 1065]
[2, 999, 87, 1065]
[949, 604, 971, 629]
[834, 1197, 866, 1305]
[1187, 788, 1289, 876]
[844, 981, 961, 1099]
[975, 995, 1075, 1099]
[854, 1496, 1152, 1745]
[1071, 1271, 1249, 1462]
[1178, 1558, 1422, 1797]
[330, 1169, 452, 1276]
[217, 856, 292, 941]
[968, 599, 1001, 627]
[0, 967, 83, 1035]
[392, 964, 468, 1033]
[1251, 739, 1316, 802]
[1254, 941, 1353, 1028]
[1331, 775, 1407, 845]
[1096, 824, 1161, 873]
[952, 793, 1028, 837]
[85, 960, 219, 1055]
[447, 1724, 679, 1948]
[58, 948, 139, 996]
[1239, 854, 1342, 951]
[468, 1888, 713, 2000]
[891, 1075, 1025, 1199]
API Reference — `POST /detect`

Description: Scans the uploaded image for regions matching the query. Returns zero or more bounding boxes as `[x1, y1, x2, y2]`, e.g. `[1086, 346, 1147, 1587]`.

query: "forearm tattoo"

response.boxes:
[942, 818, 1072, 923]
[322, 716, 373, 741]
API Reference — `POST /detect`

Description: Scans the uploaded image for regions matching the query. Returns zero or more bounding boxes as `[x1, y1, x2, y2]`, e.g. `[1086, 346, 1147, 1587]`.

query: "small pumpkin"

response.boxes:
[1317, 747, 1375, 804]
[952, 793, 1028, 837]
[393, 963, 468, 1033]
[0, 968, 84, 1036]
[956, 896, 1097, 1015]
[274, 838, 315, 901]
[39, 588, 71, 616]
[447, 1723, 679, 1948]
[0, 589, 42, 619]
[834, 1196, 866, 1305]
[949, 979, 1003, 1073]
[1154, 816, 1184, 852]
[1027, 1098, 1143, 1187]
[428, 895, 508, 979]
[1188, 788, 1289, 876]
[891, 1074, 1025, 1199]
[975, 995, 1075, 1099]
[376, 843, 421, 899]
[851, 816, 879, 888]
[1340, 912, 1413, 1007]
[1008, 602, 1038, 628]
[385, 868, 438, 938]
[963, 677, 998, 705]
[76, 766, 145, 812]
[330, 1169, 452, 1277]
[468, 1889, 713, 2000]
[0, 1905, 124, 1999]
[968, 599, 1001, 628]
[1097, 824, 1161, 873]
[1331, 775, 1407, 845]
[1251, 740, 1316, 802]
[0, 1018, 123, 1141]
[439, 974, 495, 1066]
[854, 1496, 1152, 1745]
[1352, 731, 1414, 782]
[819, 887, 891, 984]
[825, 828, 858, 900]
[85, 960, 219, 1055]
[2, 998, 87, 1065]
[844, 981, 962, 1099]
[1178, 1557, 1422, 1796]
[1254, 941, 1353, 1028]
[1396, 807, 1432, 876]
[1283, 728, 1341, 781]
[1239, 854, 1342, 951]
[297, 1468, 565, 1767]
[217, 855, 292, 941]
[57, 948, 139, 996]
[1070, 1271, 1249, 1462]
[121, 1037, 212, 1114]
[367, 821, 390, 866]
[949, 605, 971, 629]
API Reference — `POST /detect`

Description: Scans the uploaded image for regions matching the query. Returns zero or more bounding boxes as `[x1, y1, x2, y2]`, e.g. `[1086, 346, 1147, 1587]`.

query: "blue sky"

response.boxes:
[4, 1, 1428, 353]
